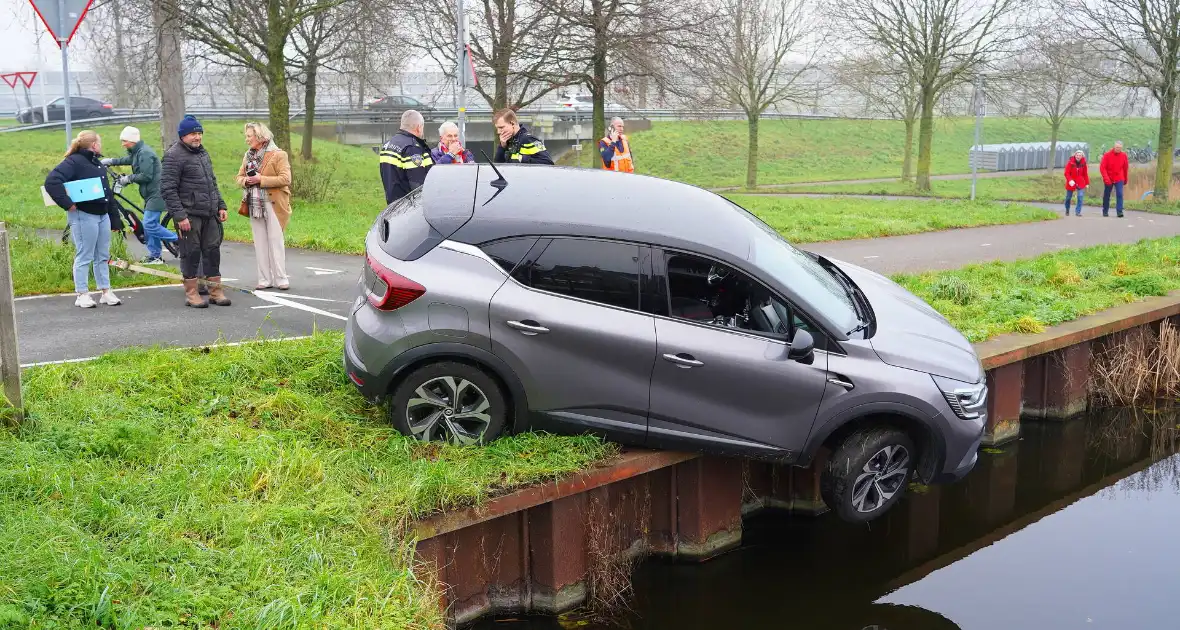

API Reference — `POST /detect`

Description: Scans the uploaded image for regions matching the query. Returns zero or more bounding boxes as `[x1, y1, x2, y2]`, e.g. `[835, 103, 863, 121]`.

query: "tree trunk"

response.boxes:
[901, 117, 915, 182]
[494, 61, 509, 110]
[155, 0, 186, 151]
[592, 53, 608, 145]
[746, 113, 759, 189]
[915, 84, 936, 192]
[265, 0, 292, 152]
[112, 1, 128, 106]
[301, 59, 318, 160]
[1153, 89, 1177, 203]
[1046, 121, 1060, 173]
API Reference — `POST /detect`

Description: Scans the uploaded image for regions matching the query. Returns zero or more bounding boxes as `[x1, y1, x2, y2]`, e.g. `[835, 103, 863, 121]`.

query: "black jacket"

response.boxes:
[380, 129, 433, 204]
[161, 140, 227, 222]
[494, 125, 554, 165]
[44, 150, 123, 229]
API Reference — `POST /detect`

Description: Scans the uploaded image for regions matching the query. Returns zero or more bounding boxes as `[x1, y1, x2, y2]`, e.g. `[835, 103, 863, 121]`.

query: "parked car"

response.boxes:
[16, 96, 114, 124]
[557, 93, 625, 121]
[364, 95, 435, 121]
[344, 165, 988, 523]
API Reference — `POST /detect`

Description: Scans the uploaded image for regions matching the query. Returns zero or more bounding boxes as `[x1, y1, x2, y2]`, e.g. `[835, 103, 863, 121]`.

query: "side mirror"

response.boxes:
[788, 329, 815, 364]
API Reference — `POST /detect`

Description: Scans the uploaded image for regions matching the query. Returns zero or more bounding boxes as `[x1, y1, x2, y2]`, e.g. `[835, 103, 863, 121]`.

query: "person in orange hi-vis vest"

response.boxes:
[599, 117, 634, 173]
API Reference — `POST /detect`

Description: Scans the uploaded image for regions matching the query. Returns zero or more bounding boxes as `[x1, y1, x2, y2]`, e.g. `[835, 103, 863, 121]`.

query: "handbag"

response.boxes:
[238, 152, 272, 217]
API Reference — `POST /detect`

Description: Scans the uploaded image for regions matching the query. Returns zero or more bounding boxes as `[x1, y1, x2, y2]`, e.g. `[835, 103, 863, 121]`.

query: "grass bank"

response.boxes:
[562, 117, 1160, 188]
[784, 172, 1180, 216]
[8, 228, 174, 296]
[0, 332, 615, 628]
[0, 121, 385, 255]
[728, 195, 1056, 243]
[894, 236, 1180, 342]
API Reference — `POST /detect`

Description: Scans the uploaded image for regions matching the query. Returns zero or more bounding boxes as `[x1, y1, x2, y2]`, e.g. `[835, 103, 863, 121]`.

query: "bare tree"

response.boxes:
[181, 0, 344, 152]
[1000, 38, 1107, 172]
[84, 0, 158, 108]
[407, 0, 570, 109]
[1066, 0, 1180, 202]
[336, 1, 403, 107]
[290, 4, 353, 159]
[842, 0, 1025, 191]
[688, 0, 821, 188]
[551, 0, 703, 142]
[837, 54, 921, 181]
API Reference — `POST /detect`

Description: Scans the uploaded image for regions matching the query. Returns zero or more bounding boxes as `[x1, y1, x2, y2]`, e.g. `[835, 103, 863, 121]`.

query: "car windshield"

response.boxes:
[728, 202, 861, 334]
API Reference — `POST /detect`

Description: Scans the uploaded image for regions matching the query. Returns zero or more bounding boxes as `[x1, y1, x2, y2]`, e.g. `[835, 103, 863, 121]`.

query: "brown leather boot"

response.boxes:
[184, 278, 208, 308]
[207, 276, 232, 306]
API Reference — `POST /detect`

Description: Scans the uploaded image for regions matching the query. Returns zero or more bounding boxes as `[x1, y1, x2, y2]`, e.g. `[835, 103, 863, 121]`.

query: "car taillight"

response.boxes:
[102, 103, 113, 109]
[365, 255, 425, 311]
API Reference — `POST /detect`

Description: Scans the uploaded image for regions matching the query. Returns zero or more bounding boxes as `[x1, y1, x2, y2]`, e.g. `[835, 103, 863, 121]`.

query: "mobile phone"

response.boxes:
[247, 169, 258, 177]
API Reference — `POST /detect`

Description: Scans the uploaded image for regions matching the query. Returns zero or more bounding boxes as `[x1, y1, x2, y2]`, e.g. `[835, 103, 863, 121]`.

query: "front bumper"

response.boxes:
[931, 411, 986, 483]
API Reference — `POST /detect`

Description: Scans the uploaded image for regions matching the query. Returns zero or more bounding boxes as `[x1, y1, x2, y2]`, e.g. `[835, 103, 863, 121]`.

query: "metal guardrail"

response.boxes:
[0, 107, 858, 133]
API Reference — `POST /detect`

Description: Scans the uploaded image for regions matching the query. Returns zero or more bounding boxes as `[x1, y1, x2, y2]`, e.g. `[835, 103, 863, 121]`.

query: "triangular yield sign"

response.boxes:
[0, 74, 18, 89]
[16, 72, 37, 88]
[28, 0, 94, 48]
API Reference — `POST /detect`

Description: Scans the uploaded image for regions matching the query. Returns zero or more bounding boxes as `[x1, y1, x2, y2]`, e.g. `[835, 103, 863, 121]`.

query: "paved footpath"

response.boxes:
[713, 166, 1099, 192]
[18, 195, 1180, 364]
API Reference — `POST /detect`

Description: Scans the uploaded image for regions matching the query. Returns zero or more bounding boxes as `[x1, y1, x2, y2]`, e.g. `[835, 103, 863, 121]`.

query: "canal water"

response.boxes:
[474, 410, 1180, 630]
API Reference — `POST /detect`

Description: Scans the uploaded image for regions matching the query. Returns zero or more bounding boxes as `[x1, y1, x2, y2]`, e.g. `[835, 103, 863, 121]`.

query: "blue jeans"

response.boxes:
[142, 209, 178, 258]
[1064, 189, 1084, 215]
[1103, 181, 1124, 216]
[68, 210, 111, 293]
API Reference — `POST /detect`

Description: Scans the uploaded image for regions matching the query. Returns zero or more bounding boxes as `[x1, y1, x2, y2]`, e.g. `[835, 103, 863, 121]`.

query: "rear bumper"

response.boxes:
[343, 317, 387, 403]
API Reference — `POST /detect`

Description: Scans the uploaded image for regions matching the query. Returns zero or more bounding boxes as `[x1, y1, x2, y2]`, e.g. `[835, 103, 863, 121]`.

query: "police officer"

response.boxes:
[379, 109, 434, 204]
[493, 109, 554, 165]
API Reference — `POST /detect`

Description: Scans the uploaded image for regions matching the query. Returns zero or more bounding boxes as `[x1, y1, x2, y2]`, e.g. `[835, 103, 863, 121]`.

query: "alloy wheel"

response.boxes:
[405, 376, 493, 445]
[851, 444, 911, 514]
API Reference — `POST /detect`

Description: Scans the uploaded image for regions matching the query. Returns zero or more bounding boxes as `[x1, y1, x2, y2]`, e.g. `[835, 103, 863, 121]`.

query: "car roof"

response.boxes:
[424, 165, 757, 262]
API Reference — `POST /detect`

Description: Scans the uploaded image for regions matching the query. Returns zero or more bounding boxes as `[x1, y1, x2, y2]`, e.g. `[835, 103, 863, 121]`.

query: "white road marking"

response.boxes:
[864, 255, 880, 259]
[14, 283, 183, 300]
[1067, 232, 1075, 236]
[980, 243, 991, 247]
[254, 291, 348, 320]
[251, 305, 279, 310]
[306, 266, 346, 276]
[20, 335, 314, 368]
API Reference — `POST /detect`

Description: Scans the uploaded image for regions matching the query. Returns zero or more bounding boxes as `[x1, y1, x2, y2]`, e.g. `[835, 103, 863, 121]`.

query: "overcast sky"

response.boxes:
[1, 0, 97, 73]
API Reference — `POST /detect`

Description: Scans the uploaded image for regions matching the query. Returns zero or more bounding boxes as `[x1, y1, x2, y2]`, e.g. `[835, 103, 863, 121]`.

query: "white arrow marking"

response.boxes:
[306, 266, 346, 276]
[260, 292, 349, 304]
[254, 291, 347, 320]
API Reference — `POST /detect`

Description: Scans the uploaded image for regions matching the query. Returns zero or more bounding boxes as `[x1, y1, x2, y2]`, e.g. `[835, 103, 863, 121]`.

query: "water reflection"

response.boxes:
[474, 409, 1178, 630]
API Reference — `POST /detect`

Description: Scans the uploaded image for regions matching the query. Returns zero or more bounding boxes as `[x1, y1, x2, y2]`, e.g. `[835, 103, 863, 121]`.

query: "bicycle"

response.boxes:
[61, 167, 180, 258]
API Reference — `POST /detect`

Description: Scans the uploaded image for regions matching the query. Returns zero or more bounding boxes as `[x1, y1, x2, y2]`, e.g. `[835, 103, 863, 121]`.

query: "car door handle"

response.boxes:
[827, 376, 854, 390]
[663, 353, 704, 368]
[507, 320, 550, 335]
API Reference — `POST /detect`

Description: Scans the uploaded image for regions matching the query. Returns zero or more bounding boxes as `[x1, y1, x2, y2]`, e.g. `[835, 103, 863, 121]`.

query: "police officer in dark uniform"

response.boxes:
[379, 109, 434, 204]
[493, 109, 554, 164]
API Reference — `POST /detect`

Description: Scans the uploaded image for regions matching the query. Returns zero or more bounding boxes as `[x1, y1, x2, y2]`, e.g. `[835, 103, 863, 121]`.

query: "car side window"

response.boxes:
[513, 238, 640, 311]
[480, 237, 538, 274]
[665, 252, 824, 346]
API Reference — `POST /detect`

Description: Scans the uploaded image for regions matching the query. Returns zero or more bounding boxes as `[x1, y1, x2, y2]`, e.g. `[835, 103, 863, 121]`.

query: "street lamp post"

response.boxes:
[970, 74, 985, 201]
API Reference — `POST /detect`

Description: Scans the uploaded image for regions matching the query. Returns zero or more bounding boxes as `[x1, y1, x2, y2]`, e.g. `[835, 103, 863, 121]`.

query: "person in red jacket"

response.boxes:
[1099, 141, 1129, 218]
[1063, 149, 1089, 216]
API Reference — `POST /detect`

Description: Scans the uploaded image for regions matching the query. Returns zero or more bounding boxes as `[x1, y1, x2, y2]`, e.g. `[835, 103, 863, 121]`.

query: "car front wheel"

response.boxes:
[389, 362, 507, 446]
[821, 428, 915, 523]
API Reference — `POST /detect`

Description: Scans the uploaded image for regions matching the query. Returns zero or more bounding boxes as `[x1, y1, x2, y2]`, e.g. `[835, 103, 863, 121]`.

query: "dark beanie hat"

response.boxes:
[178, 115, 203, 138]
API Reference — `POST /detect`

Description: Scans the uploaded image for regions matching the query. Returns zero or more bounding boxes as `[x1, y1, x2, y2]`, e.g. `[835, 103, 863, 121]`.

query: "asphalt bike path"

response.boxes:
[17, 236, 362, 365]
[19, 190, 1180, 363]
[712, 167, 1099, 192]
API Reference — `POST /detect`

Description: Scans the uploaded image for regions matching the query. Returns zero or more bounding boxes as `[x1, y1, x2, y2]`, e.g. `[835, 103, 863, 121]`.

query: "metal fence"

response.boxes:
[968, 141, 1088, 172]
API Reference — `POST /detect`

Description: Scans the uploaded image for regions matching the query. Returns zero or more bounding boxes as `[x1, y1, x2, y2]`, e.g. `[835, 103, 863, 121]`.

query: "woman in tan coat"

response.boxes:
[236, 122, 292, 290]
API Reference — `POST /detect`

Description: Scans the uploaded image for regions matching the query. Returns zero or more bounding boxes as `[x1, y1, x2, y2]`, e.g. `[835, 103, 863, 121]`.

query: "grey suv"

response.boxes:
[344, 165, 987, 522]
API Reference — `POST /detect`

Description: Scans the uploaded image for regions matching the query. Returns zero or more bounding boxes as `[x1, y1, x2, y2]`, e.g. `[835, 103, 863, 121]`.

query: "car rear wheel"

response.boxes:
[821, 428, 915, 523]
[389, 362, 507, 446]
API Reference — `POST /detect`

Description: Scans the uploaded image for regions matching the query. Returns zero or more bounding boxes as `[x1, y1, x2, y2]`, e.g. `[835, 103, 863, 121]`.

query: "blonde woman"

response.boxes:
[44, 130, 123, 308]
[236, 122, 292, 290]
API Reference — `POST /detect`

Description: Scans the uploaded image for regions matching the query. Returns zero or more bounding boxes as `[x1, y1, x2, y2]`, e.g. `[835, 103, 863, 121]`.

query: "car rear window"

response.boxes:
[375, 190, 446, 261]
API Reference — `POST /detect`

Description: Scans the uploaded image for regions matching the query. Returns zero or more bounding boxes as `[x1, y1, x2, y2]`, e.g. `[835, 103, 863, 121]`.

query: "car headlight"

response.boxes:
[932, 374, 987, 420]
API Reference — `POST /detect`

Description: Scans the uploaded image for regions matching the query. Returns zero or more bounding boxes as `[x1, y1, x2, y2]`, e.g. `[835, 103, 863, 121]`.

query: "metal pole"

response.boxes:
[456, 0, 467, 146]
[59, 0, 72, 148]
[970, 74, 983, 201]
[0, 222, 22, 427]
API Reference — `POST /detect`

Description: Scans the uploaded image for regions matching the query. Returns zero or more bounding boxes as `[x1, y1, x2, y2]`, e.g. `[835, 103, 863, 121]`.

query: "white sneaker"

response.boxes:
[99, 290, 121, 306]
[75, 293, 97, 308]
